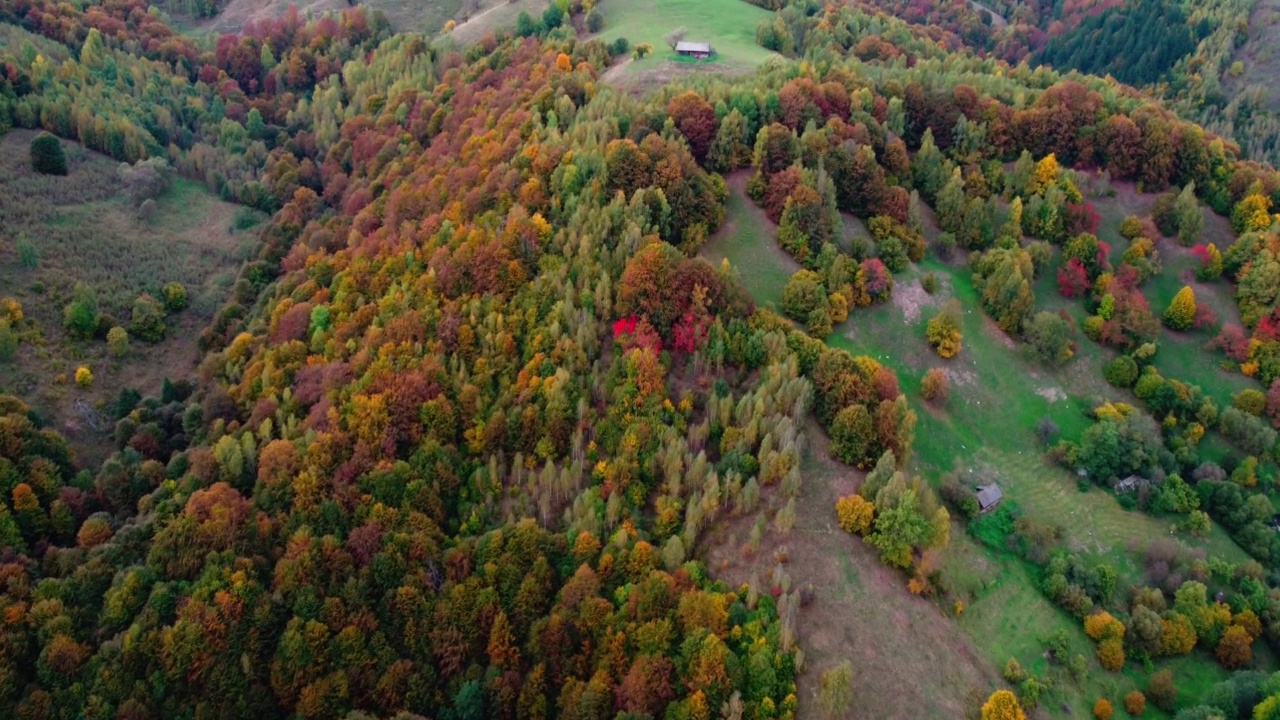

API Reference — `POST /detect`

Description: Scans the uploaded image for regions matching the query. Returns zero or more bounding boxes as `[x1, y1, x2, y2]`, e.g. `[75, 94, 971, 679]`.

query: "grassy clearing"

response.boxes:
[703, 174, 1270, 718]
[198, 0, 459, 35]
[700, 171, 796, 312]
[0, 130, 252, 466]
[446, 0, 543, 47]
[591, 0, 776, 71]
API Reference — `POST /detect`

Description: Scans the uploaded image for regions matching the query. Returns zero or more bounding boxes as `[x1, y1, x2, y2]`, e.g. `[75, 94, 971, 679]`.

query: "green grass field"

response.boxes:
[592, 0, 777, 70]
[702, 172, 1271, 718]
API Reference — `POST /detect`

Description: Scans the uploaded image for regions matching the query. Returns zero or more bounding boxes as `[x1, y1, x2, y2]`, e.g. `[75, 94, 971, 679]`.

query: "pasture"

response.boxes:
[0, 131, 252, 466]
[700, 166, 1273, 718]
[592, 0, 777, 71]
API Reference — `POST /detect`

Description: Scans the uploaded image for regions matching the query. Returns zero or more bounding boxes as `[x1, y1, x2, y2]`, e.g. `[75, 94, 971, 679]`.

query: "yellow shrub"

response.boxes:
[835, 494, 874, 535]
[74, 367, 92, 387]
[0, 297, 22, 324]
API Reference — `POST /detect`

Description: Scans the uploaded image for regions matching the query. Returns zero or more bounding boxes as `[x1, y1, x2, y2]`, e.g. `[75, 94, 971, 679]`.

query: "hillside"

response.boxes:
[4, 0, 1280, 719]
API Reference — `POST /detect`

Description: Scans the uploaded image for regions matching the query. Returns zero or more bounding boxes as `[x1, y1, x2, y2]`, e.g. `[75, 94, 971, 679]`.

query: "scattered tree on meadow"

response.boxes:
[30, 132, 67, 175]
[1163, 286, 1197, 331]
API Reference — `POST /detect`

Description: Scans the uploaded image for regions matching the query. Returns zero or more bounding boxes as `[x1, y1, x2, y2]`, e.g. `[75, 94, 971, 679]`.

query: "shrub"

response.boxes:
[1146, 670, 1176, 711]
[585, 8, 604, 31]
[1024, 311, 1075, 366]
[161, 282, 189, 313]
[1123, 691, 1145, 716]
[921, 272, 938, 294]
[1093, 698, 1113, 720]
[130, 294, 167, 343]
[30, 132, 68, 175]
[16, 238, 38, 269]
[921, 368, 950, 404]
[980, 690, 1026, 720]
[1233, 388, 1266, 415]
[781, 269, 825, 322]
[835, 494, 874, 535]
[608, 37, 630, 56]
[0, 321, 16, 362]
[1097, 638, 1125, 671]
[75, 366, 93, 387]
[829, 404, 875, 466]
[1215, 625, 1252, 669]
[926, 299, 963, 358]
[1119, 215, 1144, 240]
[63, 289, 99, 340]
[0, 298, 21, 324]
[1104, 356, 1139, 387]
[1163, 286, 1196, 330]
[107, 327, 129, 358]
[1003, 658, 1026, 683]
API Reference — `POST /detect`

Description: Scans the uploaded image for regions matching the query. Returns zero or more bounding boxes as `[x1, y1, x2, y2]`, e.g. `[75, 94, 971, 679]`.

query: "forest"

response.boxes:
[2, 0, 1280, 717]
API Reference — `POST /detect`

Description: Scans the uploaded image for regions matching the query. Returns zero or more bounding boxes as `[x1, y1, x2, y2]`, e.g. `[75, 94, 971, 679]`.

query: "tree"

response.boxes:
[664, 27, 687, 50]
[1093, 698, 1113, 720]
[1146, 669, 1177, 711]
[981, 690, 1027, 720]
[921, 368, 949, 404]
[1174, 183, 1203, 246]
[1163, 286, 1196, 331]
[1214, 625, 1252, 669]
[1024, 311, 1075, 365]
[816, 661, 854, 720]
[107, 326, 129, 357]
[1097, 638, 1125, 671]
[668, 92, 718, 163]
[830, 404, 875, 467]
[632, 42, 653, 59]
[781, 270, 825, 322]
[30, 132, 68, 175]
[926, 300, 963, 358]
[161, 282, 189, 312]
[1123, 691, 1145, 716]
[1104, 356, 1139, 387]
[835, 494, 874, 534]
[130, 294, 167, 343]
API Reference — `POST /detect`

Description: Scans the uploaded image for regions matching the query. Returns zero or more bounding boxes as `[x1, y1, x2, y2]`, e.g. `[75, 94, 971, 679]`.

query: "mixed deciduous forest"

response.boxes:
[3, 0, 1280, 717]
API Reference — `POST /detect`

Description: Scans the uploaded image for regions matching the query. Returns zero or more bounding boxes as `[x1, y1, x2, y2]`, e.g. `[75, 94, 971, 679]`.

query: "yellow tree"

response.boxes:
[981, 690, 1027, 720]
[1163, 286, 1196, 330]
[1028, 153, 1062, 195]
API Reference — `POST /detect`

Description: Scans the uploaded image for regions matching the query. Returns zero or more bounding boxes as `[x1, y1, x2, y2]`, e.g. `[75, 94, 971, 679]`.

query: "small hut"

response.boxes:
[675, 41, 713, 59]
[975, 484, 1003, 513]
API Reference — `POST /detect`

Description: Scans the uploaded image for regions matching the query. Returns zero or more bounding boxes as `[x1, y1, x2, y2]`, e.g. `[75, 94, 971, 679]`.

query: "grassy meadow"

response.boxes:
[0, 130, 255, 465]
[592, 0, 777, 70]
[700, 167, 1273, 718]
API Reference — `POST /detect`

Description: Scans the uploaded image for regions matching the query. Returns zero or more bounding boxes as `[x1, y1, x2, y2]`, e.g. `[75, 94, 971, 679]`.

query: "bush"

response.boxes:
[1097, 638, 1125, 671]
[106, 326, 129, 358]
[161, 282, 189, 313]
[1119, 215, 1144, 240]
[0, 321, 16, 362]
[16, 238, 38, 269]
[1123, 691, 1145, 716]
[829, 404, 874, 466]
[1233, 388, 1266, 415]
[30, 132, 68, 175]
[608, 37, 630, 56]
[1163, 286, 1196, 330]
[921, 368, 950, 404]
[1146, 670, 1176, 711]
[1093, 698, 1113, 720]
[926, 300, 963, 358]
[586, 8, 604, 32]
[835, 494, 874, 534]
[1024, 311, 1075, 366]
[1104, 356, 1139, 388]
[130, 294, 167, 343]
[921, 272, 938, 294]
[75, 366, 93, 387]
[782, 269, 825, 321]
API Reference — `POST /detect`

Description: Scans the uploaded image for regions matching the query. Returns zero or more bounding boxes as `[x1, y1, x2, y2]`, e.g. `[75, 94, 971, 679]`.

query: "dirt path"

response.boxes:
[968, 0, 1008, 28]
[601, 57, 632, 85]
[700, 420, 998, 719]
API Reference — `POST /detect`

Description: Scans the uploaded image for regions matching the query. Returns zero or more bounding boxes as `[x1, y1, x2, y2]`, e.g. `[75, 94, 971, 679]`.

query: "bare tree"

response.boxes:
[664, 26, 687, 50]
